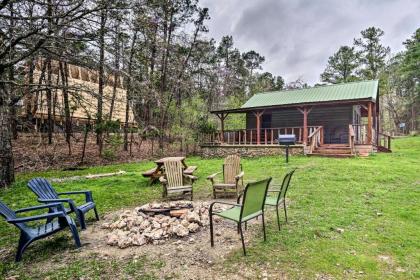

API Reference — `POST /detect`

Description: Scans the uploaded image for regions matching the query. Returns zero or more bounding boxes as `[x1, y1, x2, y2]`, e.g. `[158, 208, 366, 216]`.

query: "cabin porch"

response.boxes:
[200, 102, 391, 157]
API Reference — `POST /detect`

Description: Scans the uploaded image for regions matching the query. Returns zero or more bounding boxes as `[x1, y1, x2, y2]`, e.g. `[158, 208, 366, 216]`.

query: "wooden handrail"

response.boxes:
[378, 132, 392, 151]
[307, 126, 323, 154]
[308, 126, 322, 138]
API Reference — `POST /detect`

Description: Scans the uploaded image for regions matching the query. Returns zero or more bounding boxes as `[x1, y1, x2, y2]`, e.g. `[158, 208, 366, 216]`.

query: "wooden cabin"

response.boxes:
[201, 80, 392, 157]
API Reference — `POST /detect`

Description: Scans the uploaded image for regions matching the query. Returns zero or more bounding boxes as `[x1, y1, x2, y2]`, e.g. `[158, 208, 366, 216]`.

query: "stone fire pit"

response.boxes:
[101, 201, 213, 248]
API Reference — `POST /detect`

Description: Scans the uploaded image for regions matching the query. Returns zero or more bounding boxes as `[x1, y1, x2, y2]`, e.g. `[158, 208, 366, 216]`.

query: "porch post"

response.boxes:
[216, 113, 228, 143]
[253, 111, 263, 145]
[367, 102, 372, 144]
[297, 107, 311, 145]
[303, 107, 308, 145]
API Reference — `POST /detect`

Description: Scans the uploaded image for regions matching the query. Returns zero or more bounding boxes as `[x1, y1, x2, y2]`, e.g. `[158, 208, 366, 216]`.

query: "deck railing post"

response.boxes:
[271, 129, 273, 144]
[367, 102, 373, 144]
[264, 129, 267, 145]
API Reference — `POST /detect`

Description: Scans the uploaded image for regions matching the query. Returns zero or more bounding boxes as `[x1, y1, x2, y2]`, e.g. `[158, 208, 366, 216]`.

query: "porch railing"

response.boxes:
[200, 126, 320, 145]
[352, 124, 376, 145]
[378, 132, 392, 151]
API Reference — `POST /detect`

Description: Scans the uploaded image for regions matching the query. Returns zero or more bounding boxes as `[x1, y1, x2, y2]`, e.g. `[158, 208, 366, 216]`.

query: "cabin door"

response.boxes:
[323, 125, 348, 144]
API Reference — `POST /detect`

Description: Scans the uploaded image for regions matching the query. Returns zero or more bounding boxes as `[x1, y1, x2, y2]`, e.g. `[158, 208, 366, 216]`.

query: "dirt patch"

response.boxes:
[78, 201, 267, 279]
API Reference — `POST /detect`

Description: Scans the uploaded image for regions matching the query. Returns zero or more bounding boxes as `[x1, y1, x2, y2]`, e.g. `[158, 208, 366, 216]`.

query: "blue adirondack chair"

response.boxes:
[28, 178, 99, 230]
[0, 200, 81, 262]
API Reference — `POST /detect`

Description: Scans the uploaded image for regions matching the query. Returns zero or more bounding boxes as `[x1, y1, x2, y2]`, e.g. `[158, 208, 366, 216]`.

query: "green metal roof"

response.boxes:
[241, 80, 378, 109]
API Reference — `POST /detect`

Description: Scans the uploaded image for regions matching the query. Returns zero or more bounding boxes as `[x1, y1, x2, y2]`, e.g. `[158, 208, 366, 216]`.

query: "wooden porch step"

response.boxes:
[318, 144, 350, 148]
[309, 152, 354, 158]
[314, 149, 352, 154]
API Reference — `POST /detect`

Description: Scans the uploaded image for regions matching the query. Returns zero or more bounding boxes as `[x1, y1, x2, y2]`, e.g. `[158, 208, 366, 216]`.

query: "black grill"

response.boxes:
[278, 134, 296, 145]
[278, 134, 296, 163]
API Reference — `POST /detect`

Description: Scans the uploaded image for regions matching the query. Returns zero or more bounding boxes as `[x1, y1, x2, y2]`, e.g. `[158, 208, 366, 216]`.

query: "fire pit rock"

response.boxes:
[102, 201, 216, 248]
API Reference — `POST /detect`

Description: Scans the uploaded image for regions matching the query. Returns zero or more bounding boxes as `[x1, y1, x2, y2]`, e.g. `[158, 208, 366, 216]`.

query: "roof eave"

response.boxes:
[211, 97, 376, 114]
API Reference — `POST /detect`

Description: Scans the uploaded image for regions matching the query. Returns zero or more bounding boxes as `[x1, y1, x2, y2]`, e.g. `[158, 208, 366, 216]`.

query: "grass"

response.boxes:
[1, 136, 419, 279]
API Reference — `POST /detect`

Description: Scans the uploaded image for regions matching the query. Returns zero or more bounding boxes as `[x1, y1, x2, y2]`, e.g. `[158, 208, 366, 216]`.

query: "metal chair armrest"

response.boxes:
[209, 201, 242, 213]
[237, 191, 245, 204]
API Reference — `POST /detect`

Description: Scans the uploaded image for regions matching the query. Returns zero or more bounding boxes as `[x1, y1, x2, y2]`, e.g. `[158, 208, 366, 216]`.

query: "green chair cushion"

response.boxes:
[214, 206, 263, 222]
[214, 206, 241, 221]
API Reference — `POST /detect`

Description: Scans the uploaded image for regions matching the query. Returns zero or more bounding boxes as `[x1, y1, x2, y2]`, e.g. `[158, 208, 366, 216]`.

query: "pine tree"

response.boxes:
[354, 27, 390, 79]
[321, 46, 360, 84]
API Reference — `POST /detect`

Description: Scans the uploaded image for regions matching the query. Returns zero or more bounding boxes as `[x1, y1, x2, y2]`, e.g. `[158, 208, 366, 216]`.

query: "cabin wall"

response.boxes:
[246, 105, 354, 144]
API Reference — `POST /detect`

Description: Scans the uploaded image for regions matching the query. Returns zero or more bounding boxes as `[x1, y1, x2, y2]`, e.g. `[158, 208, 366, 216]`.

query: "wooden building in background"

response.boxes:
[21, 59, 136, 131]
[201, 80, 392, 157]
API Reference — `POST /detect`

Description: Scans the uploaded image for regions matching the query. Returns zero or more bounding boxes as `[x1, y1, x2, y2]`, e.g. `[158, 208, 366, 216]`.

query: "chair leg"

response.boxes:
[94, 207, 100, 221]
[76, 210, 86, 230]
[283, 200, 288, 223]
[66, 216, 82, 248]
[239, 223, 246, 256]
[15, 234, 31, 262]
[46, 207, 55, 224]
[262, 213, 267, 241]
[276, 205, 281, 231]
[209, 211, 214, 247]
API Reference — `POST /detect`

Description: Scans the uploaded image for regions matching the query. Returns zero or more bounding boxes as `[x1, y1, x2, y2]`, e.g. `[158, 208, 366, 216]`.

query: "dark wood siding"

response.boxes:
[246, 105, 354, 144]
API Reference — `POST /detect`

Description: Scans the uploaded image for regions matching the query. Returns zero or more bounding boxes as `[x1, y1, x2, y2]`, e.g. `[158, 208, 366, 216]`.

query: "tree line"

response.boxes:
[320, 27, 419, 134]
[0, 0, 285, 187]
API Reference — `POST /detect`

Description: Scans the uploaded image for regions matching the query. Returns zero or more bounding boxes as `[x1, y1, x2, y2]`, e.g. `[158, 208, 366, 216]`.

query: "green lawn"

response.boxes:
[1, 137, 419, 279]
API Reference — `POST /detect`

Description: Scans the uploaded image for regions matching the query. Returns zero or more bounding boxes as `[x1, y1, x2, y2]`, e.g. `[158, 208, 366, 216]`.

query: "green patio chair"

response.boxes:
[265, 169, 296, 230]
[209, 177, 272, 256]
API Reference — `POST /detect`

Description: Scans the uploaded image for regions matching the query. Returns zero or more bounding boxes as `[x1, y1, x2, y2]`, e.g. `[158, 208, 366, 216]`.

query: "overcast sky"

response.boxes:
[200, 0, 419, 85]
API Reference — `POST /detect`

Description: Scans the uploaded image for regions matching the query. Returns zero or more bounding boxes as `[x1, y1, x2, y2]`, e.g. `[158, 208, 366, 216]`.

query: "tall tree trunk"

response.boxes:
[46, 58, 53, 144]
[46, 0, 53, 144]
[0, 80, 14, 187]
[109, 24, 120, 121]
[80, 118, 91, 164]
[158, 6, 174, 149]
[124, 31, 137, 151]
[26, 57, 35, 126]
[97, 7, 107, 155]
[147, 22, 158, 125]
[60, 61, 72, 155]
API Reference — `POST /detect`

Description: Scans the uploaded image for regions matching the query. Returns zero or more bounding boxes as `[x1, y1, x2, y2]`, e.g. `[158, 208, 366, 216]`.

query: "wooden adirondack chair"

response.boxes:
[0, 200, 81, 262]
[207, 155, 244, 198]
[28, 178, 99, 230]
[159, 160, 197, 200]
[209, 177, 272, 256]
[265, 169, 296, 230]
